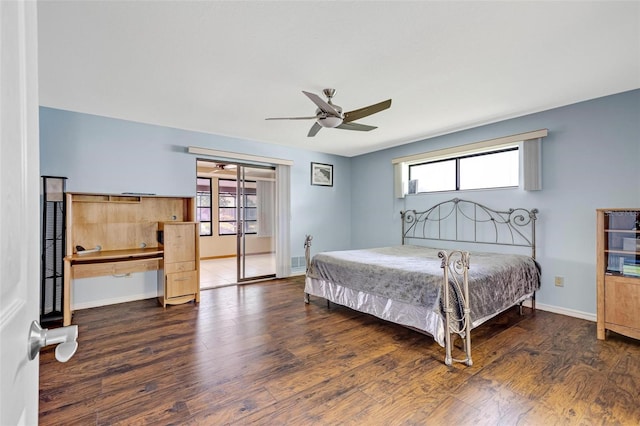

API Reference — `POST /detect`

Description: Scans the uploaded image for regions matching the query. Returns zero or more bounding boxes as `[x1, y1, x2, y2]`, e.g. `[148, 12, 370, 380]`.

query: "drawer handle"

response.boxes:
[174, 277, 190, 282]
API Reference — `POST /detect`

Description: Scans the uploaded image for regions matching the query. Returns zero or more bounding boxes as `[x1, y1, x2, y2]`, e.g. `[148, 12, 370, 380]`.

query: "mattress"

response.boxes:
[305, 245, 540, 346]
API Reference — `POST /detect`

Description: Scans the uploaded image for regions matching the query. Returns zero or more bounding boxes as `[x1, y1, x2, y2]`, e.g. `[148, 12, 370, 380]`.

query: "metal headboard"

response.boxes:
[401, 198, 538, 259]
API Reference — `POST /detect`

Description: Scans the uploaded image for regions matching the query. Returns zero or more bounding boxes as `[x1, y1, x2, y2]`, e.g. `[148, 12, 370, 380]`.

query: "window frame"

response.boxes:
[392, 129, 547, 198]
[196, 177, 212, 236]
[218, 178, 258, 236]
[409, 146, 519, 193]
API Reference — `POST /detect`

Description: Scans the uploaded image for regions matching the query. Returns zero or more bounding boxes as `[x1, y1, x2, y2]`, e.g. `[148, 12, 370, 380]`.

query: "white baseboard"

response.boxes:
[522, 299, 596, 322]
[73, 292, 157, 311]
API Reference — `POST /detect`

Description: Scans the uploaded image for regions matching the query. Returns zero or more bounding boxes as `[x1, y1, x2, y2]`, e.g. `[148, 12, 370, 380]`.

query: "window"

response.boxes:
[196, 177, 212, 236]
[393, 129, 547, 197]
[410, 159, 456, 192]
[459, 149, 519, 190]
[218, 179, 257, 235]
[409, 147, 519, 193]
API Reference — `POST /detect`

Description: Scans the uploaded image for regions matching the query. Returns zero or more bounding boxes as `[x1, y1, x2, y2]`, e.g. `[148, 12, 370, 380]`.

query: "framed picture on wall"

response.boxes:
[311, 162, 333, 187]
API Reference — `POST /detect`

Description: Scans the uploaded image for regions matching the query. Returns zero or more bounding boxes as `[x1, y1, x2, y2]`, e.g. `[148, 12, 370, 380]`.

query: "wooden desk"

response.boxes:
[63, 248, 164, 326]
[63, 193, 198, 326]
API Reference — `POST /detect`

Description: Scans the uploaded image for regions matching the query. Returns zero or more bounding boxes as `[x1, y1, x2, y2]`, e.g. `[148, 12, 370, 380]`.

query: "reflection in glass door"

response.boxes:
[235, 164, 276, 283]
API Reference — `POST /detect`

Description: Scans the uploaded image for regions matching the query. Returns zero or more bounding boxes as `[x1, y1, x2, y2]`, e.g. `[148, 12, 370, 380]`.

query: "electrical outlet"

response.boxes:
[554, 276, 564, 287]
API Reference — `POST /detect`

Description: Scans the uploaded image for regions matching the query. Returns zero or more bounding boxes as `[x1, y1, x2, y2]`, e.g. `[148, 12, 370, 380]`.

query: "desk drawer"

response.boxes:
[73, 258, 160, 279]
[165, 261, 196, 274]
[166, 270, 197, 298]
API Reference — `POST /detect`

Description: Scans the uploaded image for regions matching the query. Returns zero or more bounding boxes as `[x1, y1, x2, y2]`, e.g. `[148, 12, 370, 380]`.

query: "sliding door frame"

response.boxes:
[191, 147, 292, 280]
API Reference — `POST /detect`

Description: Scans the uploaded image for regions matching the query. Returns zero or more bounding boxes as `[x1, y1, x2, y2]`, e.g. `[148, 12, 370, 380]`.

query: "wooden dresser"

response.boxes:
[157, 222, 200, 308]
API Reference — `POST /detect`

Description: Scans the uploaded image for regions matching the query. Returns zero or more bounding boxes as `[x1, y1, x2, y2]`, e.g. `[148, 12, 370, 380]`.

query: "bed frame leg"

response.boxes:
[518, 293, 537, 315]
[303, 235, 313, 305]
[531, 293, 536, 311]
[440, 250, 473, 367]
[463, 308, 473, 366]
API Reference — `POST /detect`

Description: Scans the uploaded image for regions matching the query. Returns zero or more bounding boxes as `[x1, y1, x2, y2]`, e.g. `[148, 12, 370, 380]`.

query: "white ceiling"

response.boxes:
[37, 1, 640, 157]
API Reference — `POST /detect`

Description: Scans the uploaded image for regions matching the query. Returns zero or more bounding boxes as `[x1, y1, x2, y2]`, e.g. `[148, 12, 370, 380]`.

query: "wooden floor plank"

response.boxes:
[39, 276, 640, 425]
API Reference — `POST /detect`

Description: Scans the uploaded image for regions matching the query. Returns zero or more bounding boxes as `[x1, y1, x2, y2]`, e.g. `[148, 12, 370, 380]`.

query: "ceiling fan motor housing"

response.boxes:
[317, 104, 343, 128]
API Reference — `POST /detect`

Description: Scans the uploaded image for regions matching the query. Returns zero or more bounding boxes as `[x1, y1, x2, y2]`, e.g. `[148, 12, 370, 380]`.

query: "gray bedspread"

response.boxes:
[307, 245, 540, 324]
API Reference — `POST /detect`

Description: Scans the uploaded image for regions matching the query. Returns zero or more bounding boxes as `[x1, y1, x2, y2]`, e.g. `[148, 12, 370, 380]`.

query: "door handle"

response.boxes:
[28, 321, 78, 363]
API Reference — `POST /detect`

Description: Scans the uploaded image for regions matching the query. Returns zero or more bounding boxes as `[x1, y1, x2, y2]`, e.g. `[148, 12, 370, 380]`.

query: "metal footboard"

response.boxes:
[439, 250, 472, 366]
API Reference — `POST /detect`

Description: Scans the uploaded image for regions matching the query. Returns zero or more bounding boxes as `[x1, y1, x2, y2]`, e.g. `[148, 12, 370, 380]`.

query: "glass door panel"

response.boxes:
[604, 210, 640, 275]
[236, 165, 276, 282]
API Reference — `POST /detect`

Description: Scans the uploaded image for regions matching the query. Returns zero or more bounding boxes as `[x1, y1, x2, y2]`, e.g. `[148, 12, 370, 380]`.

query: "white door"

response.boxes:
[0, 1, 41, 424]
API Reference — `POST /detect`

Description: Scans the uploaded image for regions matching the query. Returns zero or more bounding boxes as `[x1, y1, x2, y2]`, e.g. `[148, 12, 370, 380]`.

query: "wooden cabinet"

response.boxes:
[157, 222, 200, 307]
[596, 208, 640, 340]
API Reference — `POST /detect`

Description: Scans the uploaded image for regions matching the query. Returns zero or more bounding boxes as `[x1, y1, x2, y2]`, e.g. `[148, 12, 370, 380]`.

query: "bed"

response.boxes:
[303, 198, 540, 366]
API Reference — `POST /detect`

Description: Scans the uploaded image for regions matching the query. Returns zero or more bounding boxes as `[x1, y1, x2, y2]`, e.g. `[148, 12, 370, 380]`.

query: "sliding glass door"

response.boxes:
[196, 159, 277, 287]
[235, 164, 276, 282]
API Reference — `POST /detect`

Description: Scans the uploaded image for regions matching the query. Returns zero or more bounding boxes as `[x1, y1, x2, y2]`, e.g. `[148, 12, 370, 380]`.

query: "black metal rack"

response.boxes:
[40, 176, 67, 323]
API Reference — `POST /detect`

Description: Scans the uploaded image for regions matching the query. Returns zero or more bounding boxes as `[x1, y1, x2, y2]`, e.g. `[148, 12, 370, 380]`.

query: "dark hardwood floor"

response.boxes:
[39, 276, 640, 425]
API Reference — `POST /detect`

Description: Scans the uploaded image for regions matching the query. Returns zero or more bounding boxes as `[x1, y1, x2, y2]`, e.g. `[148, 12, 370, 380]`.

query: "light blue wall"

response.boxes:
[39, 108, 352, 305]
[350, 89, 640, 318]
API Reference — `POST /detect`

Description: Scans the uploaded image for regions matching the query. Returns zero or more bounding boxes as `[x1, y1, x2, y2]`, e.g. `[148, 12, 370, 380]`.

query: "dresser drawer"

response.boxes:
[165, 261, 196, 274]
[166, 270, 197, 298]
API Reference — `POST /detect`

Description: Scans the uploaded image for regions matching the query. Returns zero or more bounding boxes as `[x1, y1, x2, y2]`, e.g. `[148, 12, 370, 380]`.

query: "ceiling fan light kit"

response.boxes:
[318, 115, 343, 129]
[266, 88, 392, 137]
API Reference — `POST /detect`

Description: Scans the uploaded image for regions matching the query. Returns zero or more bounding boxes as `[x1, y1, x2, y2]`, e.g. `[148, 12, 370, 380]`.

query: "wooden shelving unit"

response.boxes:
[596, 208, 640, 340]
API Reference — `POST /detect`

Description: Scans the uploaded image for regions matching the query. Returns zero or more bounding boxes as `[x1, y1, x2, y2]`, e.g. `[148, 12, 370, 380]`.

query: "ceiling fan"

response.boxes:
[266, 89, 392, 137]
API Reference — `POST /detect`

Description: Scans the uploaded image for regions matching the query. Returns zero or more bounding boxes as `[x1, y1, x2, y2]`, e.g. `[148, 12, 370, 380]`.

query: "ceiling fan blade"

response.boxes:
[336, 122, 377, 132]
[265, 116, 316, 120]
[302, 91, 340, 116]
[343, 99, 392, 123]
[307, 122, 322, 137]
